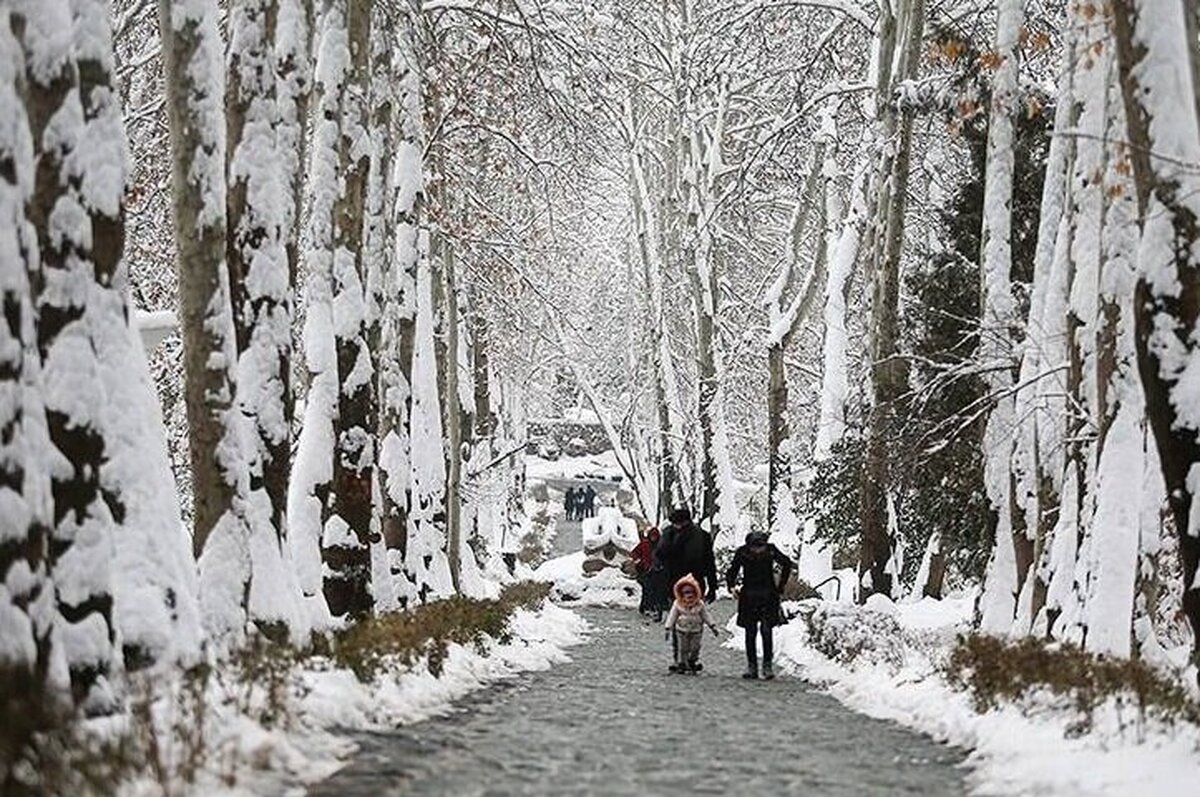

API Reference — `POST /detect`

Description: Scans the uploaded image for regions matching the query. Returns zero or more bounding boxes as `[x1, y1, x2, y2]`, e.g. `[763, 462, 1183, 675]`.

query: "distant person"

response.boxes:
[726, 530, 793, 680]
[564, 487, 577, 521]
[663, 575, 719, 674]
[583, 485, 597, 518]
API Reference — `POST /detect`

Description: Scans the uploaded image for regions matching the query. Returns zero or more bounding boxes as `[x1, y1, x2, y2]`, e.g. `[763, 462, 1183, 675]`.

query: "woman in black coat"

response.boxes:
[725, 531, 792, 680]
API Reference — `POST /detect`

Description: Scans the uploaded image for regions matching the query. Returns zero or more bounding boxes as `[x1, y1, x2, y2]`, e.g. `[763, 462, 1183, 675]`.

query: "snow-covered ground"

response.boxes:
[116, 602, 586, 796]
[532, 552, 640, 608]
[738, 595, 1200, 796]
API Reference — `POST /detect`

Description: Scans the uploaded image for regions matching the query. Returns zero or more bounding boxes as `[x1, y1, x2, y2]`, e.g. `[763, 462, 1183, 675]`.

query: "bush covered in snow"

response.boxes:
[332, 582, 553, 681]
[804, 602, 908, 668]
[802, 600, 954, 671]
[946, 633, 1200, 731]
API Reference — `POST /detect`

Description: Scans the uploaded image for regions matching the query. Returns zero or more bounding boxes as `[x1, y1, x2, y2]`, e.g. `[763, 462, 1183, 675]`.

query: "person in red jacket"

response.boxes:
[632, 527, 663, 617]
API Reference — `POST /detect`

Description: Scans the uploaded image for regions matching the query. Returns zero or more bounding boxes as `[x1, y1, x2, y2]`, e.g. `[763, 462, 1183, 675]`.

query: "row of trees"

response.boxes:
[783, 0, 1200, 678]
[1, 0, 559, 718]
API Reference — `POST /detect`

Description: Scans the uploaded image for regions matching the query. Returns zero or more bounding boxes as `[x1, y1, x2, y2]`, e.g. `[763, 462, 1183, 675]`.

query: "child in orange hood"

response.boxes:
[664, 574, 719, 674]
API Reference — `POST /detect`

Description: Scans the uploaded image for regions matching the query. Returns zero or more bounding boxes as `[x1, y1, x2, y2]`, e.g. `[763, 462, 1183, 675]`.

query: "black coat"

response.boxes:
[725, 542, 793, 628]
[655, 521, 718, 597]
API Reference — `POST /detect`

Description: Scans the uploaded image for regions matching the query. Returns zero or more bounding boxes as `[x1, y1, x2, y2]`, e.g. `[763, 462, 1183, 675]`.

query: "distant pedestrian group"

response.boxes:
[563, 484, 597, 521]
[631, 507, 792, 680]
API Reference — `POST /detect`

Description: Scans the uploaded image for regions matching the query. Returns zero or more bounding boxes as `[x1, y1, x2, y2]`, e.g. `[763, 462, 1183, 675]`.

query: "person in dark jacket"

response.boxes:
[564, 487, 577, 521]
[657, 508, 718, 601]
[726, 530, 793, 680]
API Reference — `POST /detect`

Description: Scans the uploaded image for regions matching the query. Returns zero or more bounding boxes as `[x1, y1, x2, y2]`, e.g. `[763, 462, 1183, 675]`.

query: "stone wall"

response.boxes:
[526, 420, 612, 455]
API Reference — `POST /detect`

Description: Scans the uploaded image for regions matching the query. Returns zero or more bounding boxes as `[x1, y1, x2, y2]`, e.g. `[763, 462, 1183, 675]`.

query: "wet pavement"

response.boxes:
[309, 512, 968, 796]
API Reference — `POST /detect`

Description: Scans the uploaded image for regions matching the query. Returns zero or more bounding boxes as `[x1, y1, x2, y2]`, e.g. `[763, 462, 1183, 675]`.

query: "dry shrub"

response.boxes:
[333, 581, 551, 681]
[946, 633, 1200, 731]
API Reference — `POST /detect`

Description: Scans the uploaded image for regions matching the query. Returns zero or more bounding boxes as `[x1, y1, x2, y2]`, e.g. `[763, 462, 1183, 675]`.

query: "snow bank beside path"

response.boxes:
[118, 602, 587, 796]
[533, 552, 640, 608]
[755, 597, 1200, 796]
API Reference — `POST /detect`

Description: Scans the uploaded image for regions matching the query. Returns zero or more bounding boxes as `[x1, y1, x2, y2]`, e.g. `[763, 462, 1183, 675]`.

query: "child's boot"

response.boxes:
[742, 653, 758, 680]
[762, 660, 775, 680]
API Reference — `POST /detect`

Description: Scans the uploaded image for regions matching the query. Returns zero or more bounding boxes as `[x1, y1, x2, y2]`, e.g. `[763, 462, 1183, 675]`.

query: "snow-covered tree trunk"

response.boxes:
[226, 0, 291, 544]
[323, 0, 374, 618]
[626, 95, 683, 519]
[471, 301, 495, 441]
[16, 0, 122, 710]
[433, 218, 463, 594]
[225, 0, 310, 643]
[378, 14, 421, 573]
[407, 239, 452, 600]
[423, 28, 463, 593]
[289, 0, 343, 626]
[276, 0, 313, 289]
[1048, 17, 1113, 645]
[976, 0, 1025, 634]
[814, 136, 866, 463]
[0, 21, 62, 689]
[160, 0, 264, 647]
[1112, 0, 1200, 677]
[73, 0, 204, 668]
[363, 4, 396, 613]
[680, 78, 737, 545]
[767, 129, 831, 536]
[859, 0, 924, 601]
[1082, 82, 1141, 656]
[1014, 15, 1079, 632]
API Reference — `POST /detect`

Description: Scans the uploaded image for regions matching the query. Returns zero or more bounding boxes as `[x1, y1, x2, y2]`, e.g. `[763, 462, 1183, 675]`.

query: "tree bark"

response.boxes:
[977, 0, 1024, 632]
[378, 11, 421, 562]
[227, 0, 292, 542]
[323, 0, 375, 619]
[0, 19, 59, 688]
[17, 0, 122, 709]
[1112, 0, 1200, 676]
[859, 0, 924, 601]
[767, 145, 829, 531]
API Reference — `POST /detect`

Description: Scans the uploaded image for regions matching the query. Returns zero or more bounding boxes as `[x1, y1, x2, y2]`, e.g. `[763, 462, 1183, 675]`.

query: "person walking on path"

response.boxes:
[664, 575, 719, 674]
[583, 485, 597, 518]
[631, 527, 657, 614]
[657, 508, 718, 602]
[564, 487, 577, 521]
[726, 530, 793, 680]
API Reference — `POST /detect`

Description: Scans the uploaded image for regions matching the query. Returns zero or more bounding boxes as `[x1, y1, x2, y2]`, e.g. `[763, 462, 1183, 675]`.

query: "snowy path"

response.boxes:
[310, 524, 968, 795]
[309, 604, 966, 795]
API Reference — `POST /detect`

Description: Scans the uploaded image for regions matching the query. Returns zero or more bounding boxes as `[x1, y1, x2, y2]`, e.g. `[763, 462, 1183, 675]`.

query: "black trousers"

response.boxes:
[744, 621, 773, 667]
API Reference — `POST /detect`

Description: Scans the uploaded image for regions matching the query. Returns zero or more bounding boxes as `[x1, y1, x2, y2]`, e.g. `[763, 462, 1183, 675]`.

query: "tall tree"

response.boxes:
[321, 0, 376, 618]
[226, 0, 292, 544]
[15, 0, 122, 710]
[976, 0, 1025, 633]
[859, 0, 925, 601]
[766, 126, 832, 542]
[290, 0, 343, 617]
[1112, 0, 1200, 680]
[0, 15, 61, 689]
[77, 0, 204, 668]
[377, 9, 422, 597]
[159, 0, 254, 643]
